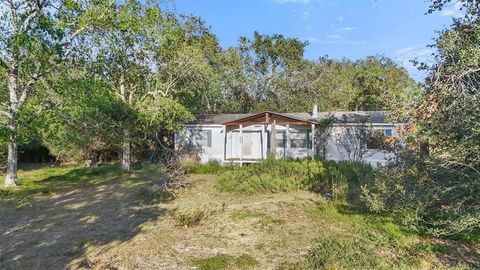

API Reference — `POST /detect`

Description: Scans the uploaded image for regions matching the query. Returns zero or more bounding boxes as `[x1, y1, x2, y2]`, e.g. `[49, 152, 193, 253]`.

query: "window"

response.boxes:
[384, 128, 393, 137]
[275, 131, 286, 148]
[190, 129, 212, 147]
[290, 130, 311, 149]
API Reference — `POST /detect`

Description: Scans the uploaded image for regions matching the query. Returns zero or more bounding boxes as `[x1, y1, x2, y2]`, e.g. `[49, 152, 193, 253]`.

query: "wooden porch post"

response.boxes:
[223, 125, 227, 163]
[261, 124, 265, 160]
[271, 120, 276, 158]
[286, 123, 290, 158]
[239, 124, 243, 164]
[311, 123, 316, 159]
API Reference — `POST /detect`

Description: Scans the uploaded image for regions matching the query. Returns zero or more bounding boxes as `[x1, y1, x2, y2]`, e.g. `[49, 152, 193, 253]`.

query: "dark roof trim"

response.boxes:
[223, 110, 317, 125]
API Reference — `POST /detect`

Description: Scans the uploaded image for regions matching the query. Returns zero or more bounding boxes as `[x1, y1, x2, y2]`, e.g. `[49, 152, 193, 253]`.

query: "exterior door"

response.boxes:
[242, 131, 262, 159]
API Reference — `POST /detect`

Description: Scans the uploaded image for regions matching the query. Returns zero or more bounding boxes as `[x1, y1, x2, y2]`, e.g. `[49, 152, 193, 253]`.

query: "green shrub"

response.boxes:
[215, 158, 324, 194]
[361, 152, 480, 238]
[182, 160, 223, 174]
[321, 160, 375, 203]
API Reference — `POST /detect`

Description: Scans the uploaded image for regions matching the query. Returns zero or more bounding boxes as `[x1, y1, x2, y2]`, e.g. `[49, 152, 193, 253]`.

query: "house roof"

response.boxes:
[223, 111, 317, 125]
[190, 111, 394, 125]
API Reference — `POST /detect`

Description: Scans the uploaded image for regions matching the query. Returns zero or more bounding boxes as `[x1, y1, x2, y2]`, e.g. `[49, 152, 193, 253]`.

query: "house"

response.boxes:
[174, 106, 403, 167]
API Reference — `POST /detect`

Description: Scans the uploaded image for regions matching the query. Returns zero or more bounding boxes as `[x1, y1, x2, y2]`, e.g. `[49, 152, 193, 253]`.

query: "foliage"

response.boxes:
[181, 160, 223, 174]
[37, 75, 127, 163]
[361, 0, 480, 238]
[0, 0, 115, 185]
[321, 160, 375, 203]
[219, 48, 419, 113]
[362, 152, 480, 238]
[282, 203, 432, 270]
[216, 158, 324, 194]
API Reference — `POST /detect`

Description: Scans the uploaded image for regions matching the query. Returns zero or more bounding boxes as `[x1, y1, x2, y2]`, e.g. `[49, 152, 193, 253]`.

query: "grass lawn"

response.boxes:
[0, 164, 478, 269]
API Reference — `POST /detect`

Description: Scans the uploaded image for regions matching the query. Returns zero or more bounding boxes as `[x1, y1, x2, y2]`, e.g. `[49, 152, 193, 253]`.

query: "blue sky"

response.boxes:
[173, 0, 463, 80]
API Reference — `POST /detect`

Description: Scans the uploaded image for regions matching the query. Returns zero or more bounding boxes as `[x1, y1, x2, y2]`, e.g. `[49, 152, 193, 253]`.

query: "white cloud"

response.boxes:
[327, 34, 341, 39]
[394, 45, 434, 80]
[272, 0, 310, 3]
[336, 16, 343, 21]
[440, 2, 464, 18]
[302, 11, 309, 19]
[341, 26, 355, 31]
[334, 26, 355, 32]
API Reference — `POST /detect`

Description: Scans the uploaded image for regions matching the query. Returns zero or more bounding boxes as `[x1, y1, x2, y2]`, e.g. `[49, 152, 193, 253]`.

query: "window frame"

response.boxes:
[189, 129, 212, 148]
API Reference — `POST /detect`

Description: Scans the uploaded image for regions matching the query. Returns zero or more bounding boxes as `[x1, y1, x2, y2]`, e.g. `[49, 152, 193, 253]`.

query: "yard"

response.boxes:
[0, 164, 478, 270]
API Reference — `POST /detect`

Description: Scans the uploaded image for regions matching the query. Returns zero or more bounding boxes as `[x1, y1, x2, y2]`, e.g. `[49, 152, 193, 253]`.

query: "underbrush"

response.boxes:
[282, 202, 445, 270]
[215, 158, 374, 198]
[361, 153, 480, 239]
[182, 160, 223, 174]
[216, 158, 324, 194]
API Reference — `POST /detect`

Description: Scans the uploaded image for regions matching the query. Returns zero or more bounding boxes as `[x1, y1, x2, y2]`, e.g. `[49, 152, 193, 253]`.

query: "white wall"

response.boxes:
[175, 123, 399, 167]
[175, 125, 225, 163]
[323, 124, 398, 167]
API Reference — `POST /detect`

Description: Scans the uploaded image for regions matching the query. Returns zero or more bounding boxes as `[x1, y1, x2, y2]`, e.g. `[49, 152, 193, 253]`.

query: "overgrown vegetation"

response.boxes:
[215, 158, 374, 199]
[282, 202, 461, 270]
[360, 0, 480, 239]
[182, 160, 223, 174]
[216, 158, 324, 194]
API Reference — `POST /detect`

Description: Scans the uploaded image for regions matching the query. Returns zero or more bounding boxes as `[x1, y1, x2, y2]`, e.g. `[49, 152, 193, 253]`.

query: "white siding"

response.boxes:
[175, 123, 399, 167]
[175, 125, 225, 163]
[324, 124, 398, 167]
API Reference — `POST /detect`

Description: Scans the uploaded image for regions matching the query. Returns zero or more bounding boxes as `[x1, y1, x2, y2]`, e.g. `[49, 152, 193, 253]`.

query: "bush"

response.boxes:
[181, 160, 223, 174]
[215, 158, 324, 194]
[361, 152, 480, 238]
[321, 160, 375, 203]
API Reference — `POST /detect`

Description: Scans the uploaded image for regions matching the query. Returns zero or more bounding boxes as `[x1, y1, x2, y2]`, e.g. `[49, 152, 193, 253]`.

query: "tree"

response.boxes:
[350, 56, 419, 111]
[220, 32, 308, 113]
[362, 0, 480, 237]
[0, 0, 113, 187]
[332, 115, 370, 162]
[85, 1, 221, 170]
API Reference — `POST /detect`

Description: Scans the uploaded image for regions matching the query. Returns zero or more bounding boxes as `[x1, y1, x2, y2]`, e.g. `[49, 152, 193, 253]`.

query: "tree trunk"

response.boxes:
[122, 127, 131, 171]
[5, 69, 18, 187]
[5, 132, 18, 187]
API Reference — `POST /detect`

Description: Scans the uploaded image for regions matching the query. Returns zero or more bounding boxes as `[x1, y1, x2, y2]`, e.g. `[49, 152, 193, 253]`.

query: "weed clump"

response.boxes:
[174, 208, 211, 227]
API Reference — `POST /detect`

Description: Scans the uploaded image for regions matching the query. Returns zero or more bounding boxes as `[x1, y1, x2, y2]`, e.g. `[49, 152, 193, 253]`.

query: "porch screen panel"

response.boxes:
[275, 131, 286, 148]
[290, 131, 311, 148]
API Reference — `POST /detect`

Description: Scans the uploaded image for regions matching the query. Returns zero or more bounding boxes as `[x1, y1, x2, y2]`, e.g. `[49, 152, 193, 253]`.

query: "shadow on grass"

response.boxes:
[0, 164, 168, 270]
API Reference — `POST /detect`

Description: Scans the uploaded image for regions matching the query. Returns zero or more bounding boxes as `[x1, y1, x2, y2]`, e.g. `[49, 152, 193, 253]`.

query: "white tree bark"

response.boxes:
[5, 137, 18, 187]
[5, 70, 19, 187]
[122, 127, 131, 171]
